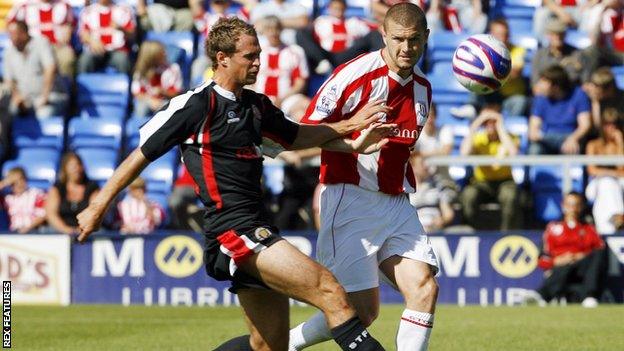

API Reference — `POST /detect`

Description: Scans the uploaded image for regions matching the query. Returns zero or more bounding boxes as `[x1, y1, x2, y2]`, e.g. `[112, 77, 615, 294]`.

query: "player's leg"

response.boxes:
[380, 256, 438, 351]
[240, 240, 385, 351]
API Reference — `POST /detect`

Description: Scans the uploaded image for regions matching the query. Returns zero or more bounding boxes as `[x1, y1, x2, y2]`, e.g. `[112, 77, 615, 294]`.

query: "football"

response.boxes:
[452, 34, 512, 95]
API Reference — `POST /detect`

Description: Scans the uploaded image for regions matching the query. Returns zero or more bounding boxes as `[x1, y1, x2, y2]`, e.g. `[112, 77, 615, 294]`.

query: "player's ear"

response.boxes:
[216, 51, 229, 67]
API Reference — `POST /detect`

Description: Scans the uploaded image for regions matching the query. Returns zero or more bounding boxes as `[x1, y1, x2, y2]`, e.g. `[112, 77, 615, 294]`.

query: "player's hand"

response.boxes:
[352, 122, 396, 154]
[349, 100, 393, 132]
[76, 204, 106, 243]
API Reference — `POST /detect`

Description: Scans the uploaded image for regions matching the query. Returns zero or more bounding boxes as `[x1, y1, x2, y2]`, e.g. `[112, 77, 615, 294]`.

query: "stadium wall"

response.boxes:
[1, 232, 623, 306]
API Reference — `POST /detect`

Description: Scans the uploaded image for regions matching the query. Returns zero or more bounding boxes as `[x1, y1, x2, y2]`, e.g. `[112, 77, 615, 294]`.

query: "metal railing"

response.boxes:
[426, 155, 624, 194]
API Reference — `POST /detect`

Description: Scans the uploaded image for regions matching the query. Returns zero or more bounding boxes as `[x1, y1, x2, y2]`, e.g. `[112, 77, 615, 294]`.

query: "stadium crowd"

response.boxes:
[0, 0, 623, 235]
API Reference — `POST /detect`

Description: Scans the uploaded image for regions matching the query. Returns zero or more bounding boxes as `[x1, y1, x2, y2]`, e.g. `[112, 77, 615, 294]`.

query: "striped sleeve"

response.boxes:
[139, 88, 208, 161]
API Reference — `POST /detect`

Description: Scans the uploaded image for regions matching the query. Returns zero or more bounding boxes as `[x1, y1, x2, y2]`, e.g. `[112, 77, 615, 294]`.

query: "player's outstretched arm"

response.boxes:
[76, 149, 151, 243]
[321, 122, 396, 154]
[289, 100, 391, 150]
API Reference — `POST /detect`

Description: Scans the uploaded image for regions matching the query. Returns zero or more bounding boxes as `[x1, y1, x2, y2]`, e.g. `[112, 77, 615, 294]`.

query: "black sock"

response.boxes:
[213, 335, 252, 351]
[330, 317, 385, 351]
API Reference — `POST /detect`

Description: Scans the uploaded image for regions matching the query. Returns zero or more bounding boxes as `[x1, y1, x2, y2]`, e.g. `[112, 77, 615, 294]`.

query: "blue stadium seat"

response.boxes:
[68, 117, 123, 150]
[428, 72, 470, 106]
[75, 148, 119, 186]
[431, 62, 453, 76]
[2, 149, 60, 190]
[428, 31, 470, 67]
[530, 166, 584, 222]
[140, 151, 178, 195]
[263, 163, 285, 195]
[506, 18, 534, 34]
[79, 105, 127, 123]
[615, 73, 624, 90]
[0, 32, 9, 78]
[77, 73, 130, 111]
[125, 116, 150, 151]
[564, 30, 591, 50]
[307, 73, 328, 96]
[12, 117, 64, 151]
[504, 115, 528, 152]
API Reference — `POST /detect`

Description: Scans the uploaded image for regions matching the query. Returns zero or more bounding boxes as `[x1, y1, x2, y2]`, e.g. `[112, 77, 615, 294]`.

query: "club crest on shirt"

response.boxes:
[254, 227, 273, 241]
[415, 101, 428, 125]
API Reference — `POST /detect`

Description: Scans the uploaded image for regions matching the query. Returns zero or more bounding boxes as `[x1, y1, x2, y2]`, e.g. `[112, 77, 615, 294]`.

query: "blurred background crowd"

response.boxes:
[0, 0, 622, 236]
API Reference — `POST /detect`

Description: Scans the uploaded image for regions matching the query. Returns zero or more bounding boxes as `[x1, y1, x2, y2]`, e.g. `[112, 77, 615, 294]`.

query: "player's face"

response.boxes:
[229, 34, 261, 85]
[383, 20, 429, 74]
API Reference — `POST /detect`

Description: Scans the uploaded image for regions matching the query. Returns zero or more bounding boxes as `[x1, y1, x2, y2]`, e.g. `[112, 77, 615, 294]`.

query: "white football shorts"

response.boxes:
[316, 183, 439, 292]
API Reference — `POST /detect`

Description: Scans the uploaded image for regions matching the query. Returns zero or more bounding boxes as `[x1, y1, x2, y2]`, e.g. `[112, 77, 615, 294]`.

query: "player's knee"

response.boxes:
[316, 269, 350, 309]
[405, 274, 439, 306]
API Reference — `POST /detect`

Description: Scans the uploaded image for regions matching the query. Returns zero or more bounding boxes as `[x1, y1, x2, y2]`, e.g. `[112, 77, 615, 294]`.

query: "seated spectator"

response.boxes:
[409, 155, 457, 232]
[77, 0, 136, 74]
[168, 164, 198, 230]
[0, 167, 47, 233]
[585, 108, 624, 235]
[117, 177, 164, 234]
[131, 41, 183, 117]
[253, 16, 308, 108]
[533, 0, 597, 44]
[426, 0, 488, 34]
[536, 191, 607, 307]
[581, 0, 624, 79]
[584, 66, 624, 131]
[453, 18, 529, 119]
[250, 0, 308, 45]
[459, 109, 521, 230]
[529, 65, 592, 155]
[46, 152, 99, 235]
[3, 21, 68, 119]
[136, 0, 201, 32]
[531, 19, 583, 91]
[191, 0, 245, 84]
[7, 0, 76, 78]
[313, 0, 372, 54]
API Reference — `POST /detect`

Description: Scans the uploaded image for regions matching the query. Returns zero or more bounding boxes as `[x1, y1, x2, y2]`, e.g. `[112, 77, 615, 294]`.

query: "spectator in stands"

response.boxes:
[191, 0, 239, 84]
[581, 0, 624, 79]
[168, 164, 199, 230]
[313, 0, 372, 55]
[533, 0, 597, 44]
[3, 21, 68, 119]
[7, 0, 76, 78]
[409, 155, 457, 232]
[426, 0, 488, 34]
[585, 108, 624, 235]
[274, 94, 320, 230]
[250, 0, 308, 45]
[0, 167, 47, 233]
[585, 67, 624, 131]
[77, 0, 136, 74]
[253, 16, 308, 108]
[536, 191, 607, 307]
[452, 18, 529, 119]
[529, 65, 592, 155]
[131, 41, 183, 118]
[460, 109, 521, 230]
[136, 0, 202, 32]
[117, 177, 164, 234]
[46, 152, 99, 235]
[531, 19, 584, 89]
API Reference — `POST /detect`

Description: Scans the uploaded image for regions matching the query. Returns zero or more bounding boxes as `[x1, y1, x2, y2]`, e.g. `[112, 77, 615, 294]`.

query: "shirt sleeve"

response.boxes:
[37, 39, 56, 69]
[258, 94, 300, 157]
[576, 88, 591, 114]
[139, 90, 207, 161]
[531, 96, 545, 119]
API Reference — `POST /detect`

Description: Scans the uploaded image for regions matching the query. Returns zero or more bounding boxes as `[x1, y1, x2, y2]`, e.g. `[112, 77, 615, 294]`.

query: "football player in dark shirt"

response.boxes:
[77, 17, 393, 351]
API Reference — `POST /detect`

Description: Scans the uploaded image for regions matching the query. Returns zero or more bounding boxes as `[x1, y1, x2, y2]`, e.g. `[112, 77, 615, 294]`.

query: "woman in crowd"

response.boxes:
[46, 152, 99, 235]
[131, 41, 183, 117]
[585, 108, 624, 234]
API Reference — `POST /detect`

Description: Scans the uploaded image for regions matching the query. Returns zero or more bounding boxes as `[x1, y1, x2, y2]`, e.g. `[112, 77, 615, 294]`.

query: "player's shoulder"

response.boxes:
[329, 50, 385, 83]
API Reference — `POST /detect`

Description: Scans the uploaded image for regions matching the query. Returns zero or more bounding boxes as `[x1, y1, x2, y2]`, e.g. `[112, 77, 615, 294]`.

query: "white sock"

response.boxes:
[289, 311, 332, 350]
[397, 309, 434, 351]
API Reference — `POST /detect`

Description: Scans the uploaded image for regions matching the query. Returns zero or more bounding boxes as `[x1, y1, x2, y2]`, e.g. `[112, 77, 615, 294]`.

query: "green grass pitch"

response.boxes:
[11, 305, 624, 350]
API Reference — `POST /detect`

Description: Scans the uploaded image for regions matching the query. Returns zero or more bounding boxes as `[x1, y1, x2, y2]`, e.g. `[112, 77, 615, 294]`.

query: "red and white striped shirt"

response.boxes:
[253, 44, 309, 102]
[131, 63, 183, 100]
[313, 15, 372, 53]
[301, 50, 432, 195]
[601, 8, 624, 53]
[7, 0, 74, 44]
[3, 188, 46, 232]
[117, 196, 164, 234]
[78, 2, 135, 51]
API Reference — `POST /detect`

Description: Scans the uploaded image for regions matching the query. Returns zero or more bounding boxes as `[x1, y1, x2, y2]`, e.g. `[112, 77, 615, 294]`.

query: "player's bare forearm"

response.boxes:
[77, 149, 151, 242]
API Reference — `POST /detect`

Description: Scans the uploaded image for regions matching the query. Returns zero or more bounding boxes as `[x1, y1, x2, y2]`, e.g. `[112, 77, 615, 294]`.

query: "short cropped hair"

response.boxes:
[540, 65, 572, 93]
[384, 2, 427, 31]
[207, 17, 257, 70]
